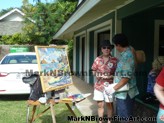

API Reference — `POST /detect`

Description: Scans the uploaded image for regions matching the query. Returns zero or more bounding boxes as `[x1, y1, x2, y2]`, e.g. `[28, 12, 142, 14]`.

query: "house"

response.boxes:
[53, 0, 164, 120]
[0, 8, 25, 36]
[0, 8, 35, 60]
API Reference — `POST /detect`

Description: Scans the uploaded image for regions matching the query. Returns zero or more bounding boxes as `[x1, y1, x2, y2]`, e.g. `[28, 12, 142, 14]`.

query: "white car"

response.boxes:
[0, 52, 38, 95]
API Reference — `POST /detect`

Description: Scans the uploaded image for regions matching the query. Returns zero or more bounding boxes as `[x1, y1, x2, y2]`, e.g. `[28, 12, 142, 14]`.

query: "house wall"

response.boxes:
[0, 21, 24, 35]
[122, 7, 164, 98]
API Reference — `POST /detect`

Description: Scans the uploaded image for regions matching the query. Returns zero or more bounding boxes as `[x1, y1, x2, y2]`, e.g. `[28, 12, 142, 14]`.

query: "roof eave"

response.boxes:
[53, 0, 134, 40]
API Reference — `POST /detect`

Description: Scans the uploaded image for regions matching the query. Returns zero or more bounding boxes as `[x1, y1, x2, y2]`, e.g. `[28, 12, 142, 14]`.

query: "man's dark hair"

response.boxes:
[112, 33, 129, 47]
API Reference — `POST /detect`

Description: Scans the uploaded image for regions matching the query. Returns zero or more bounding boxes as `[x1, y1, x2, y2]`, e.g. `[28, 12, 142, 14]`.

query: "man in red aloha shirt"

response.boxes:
[154, 67, 164, 123]
[92, 40, 117, 123]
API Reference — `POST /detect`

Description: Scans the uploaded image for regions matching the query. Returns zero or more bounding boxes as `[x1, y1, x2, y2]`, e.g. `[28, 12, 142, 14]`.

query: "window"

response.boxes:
[154, 20, 164, 58]
[1, 55, 37, 64]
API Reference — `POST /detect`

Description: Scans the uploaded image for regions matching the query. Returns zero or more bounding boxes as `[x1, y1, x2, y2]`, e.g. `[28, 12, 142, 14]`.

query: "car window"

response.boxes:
[1, 55, 37, 64]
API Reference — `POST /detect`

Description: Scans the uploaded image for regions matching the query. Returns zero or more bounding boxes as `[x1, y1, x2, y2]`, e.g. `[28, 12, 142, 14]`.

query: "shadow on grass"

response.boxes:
[0, 95, 29, 101]
[38, 110, 72, 123]
[39, 115, 53, 123]
[25, 103, 75, 123]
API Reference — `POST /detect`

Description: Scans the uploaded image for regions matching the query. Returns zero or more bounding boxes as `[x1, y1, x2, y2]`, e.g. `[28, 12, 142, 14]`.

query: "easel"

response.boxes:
[25, 46, 87, 122]
[26, 98, 85, 123]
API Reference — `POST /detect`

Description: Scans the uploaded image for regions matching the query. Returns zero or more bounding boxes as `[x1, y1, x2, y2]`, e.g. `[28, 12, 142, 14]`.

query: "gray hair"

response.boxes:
[152, 56, 164, 70]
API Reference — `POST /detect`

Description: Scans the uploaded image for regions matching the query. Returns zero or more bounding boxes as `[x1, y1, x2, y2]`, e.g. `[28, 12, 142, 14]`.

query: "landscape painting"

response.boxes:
[35, 46, 73, 93]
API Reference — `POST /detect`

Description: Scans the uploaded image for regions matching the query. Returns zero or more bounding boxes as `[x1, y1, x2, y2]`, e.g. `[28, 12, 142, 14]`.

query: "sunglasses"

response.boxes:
[102, 46, 111, 49]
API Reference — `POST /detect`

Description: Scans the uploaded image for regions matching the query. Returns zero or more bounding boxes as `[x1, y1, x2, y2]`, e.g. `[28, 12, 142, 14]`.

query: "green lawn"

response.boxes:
[0, 95, 96, 123]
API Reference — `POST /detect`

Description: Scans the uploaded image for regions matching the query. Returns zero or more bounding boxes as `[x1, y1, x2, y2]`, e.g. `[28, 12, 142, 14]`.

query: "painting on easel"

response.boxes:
[35, 46, 73, 93]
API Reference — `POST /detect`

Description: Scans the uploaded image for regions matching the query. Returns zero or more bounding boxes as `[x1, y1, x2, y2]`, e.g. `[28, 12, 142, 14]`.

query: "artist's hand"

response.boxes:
[160, 114, 164, 121]
[101, 74, 108, 79]
[101, 75, 113, 79]
[104, 82, 115, 95]
[105, 86, 115, 95]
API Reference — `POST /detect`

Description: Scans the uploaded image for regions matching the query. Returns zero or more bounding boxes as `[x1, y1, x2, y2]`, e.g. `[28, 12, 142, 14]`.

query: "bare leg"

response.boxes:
[106, 102, 113, 123]
[97, 101, 104, 123]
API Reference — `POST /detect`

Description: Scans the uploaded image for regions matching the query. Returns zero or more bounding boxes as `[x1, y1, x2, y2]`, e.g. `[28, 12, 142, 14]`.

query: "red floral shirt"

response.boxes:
[156, 67, 164, 110]
[92, 55, 118, 92]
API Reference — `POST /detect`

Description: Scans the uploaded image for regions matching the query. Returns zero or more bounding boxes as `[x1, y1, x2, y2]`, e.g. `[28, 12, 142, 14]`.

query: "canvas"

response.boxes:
[35, 46, 73, 93]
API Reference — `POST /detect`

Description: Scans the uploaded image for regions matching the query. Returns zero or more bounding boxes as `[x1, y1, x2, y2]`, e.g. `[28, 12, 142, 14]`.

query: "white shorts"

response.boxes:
[93, 89, 113, 102]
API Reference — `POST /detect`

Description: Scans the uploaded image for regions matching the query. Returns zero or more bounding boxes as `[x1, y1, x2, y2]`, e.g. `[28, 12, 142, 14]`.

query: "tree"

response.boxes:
[0, 0, 77, 45]
[0, 33, 29, 45]
[22, 0, 77, 44]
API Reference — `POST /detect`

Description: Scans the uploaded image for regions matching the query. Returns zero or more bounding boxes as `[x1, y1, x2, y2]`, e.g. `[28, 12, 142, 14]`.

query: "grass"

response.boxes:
[0, 95, 96, 123]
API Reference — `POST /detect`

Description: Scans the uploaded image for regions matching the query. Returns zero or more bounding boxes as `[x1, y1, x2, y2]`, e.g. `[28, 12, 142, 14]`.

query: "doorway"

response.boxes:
[154, 20, 164, 58]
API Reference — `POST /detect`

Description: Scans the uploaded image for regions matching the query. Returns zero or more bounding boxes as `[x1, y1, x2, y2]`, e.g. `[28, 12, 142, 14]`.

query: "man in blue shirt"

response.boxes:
[105, 33, 139, 123]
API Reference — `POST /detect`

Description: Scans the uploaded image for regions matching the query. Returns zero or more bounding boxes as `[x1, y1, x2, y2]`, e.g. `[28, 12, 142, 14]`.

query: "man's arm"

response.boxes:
[93, 71, 113, 79]
[113, 78, 129, 91]
[154, 83, 164, 106]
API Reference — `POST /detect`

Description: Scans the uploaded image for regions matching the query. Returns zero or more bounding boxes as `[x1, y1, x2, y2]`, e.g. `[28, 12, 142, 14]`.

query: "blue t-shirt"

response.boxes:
[147, 69, 160, 95]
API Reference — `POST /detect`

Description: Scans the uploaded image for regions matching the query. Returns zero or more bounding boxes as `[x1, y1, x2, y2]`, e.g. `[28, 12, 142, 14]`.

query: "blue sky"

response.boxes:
[0, 0, 34, 11]
[0, 0, 55, 11]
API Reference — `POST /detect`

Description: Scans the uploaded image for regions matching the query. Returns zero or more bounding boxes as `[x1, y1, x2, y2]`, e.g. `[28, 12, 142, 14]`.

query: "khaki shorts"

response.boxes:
[93, 89, 113, 102]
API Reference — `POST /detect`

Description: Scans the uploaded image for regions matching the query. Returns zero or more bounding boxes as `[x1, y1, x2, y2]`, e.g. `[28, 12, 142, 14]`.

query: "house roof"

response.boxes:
[0, 8, 25, 21]
[53, 0, 132, 39]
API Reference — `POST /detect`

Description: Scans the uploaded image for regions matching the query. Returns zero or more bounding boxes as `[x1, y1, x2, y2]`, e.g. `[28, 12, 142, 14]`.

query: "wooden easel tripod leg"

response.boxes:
[29, 105, 37, 123]
[65, 103, 80, 123]
[65, 103, 77, 117]
[26, 105, 30, 123]
[50, 103, 56, 123]
[27, 104, 56, 123]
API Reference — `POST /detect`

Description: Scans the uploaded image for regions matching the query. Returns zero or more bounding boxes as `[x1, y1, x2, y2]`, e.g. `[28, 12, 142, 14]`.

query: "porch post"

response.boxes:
[114, 9, 122, 58]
